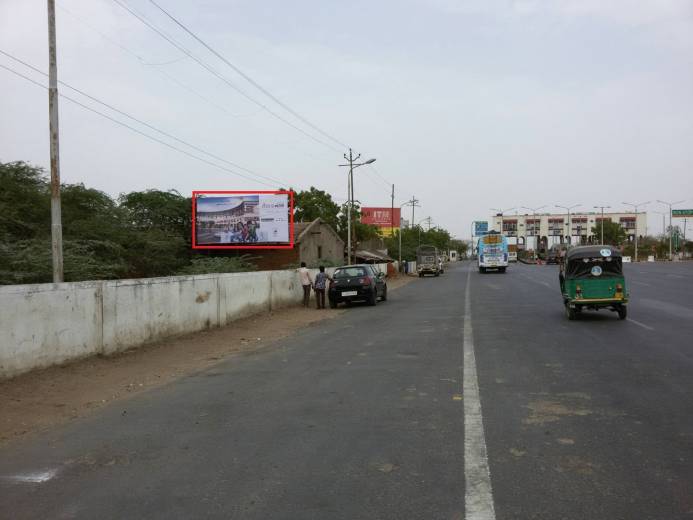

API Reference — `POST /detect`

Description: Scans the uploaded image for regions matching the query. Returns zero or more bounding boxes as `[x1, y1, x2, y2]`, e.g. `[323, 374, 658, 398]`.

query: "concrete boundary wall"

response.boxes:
[1, 269, 302, 379]
[0, 264, 393, 379]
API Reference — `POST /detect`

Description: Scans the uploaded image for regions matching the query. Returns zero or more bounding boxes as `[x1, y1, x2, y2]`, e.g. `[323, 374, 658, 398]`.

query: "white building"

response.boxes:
[490, 211, 647, 250]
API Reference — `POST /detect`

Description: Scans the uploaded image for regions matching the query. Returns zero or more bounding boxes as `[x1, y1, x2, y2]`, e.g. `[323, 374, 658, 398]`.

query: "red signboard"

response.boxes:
[361, 207, 401, 228]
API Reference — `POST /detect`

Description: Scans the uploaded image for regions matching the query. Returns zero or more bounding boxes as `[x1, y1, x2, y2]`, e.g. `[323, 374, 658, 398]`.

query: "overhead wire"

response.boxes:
[110, 0, 342, 153]
[0, 49, 286, 187]
[0, 62, 280, 188]
[56, 3, 260, 119]
[148, 0, 349, 150]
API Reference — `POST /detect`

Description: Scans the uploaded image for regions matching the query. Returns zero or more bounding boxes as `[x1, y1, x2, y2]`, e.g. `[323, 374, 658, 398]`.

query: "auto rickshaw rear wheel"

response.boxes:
[617, 305, 627, 320]
[565, 303, 576, 320]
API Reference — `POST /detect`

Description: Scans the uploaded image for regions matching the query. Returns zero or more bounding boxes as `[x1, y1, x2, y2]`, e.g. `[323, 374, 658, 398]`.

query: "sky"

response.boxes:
[1, 0, 692, 240]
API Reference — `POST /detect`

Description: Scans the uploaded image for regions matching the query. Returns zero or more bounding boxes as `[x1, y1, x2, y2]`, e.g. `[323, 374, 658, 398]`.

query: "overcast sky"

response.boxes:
[1, 0, 692, 239]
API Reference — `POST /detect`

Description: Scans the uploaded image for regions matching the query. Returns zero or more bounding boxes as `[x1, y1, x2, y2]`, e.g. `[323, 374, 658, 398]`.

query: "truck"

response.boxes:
[477, 232, 509, 273]
[416, 245, 441, 277]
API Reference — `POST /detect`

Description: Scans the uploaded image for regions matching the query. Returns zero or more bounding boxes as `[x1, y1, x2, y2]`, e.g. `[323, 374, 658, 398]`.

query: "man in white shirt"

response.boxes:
[298, 262, 313, 307]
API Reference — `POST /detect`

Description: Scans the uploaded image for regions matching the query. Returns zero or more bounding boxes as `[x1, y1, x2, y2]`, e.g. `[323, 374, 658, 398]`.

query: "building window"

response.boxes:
[317, 246, 322, 259]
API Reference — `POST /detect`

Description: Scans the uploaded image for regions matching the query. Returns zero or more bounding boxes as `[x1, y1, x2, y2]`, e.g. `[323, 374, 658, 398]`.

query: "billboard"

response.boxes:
[192, 190, 294, 249]
[361, 207, 401, 236]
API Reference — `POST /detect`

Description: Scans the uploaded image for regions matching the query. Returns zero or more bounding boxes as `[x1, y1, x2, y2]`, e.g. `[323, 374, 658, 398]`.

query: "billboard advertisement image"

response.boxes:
[192, 191, 294, 249]
[361, 207, 401, 236]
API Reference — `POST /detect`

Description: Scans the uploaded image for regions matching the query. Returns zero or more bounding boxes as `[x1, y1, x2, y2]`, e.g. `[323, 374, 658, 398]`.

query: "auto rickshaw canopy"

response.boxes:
[564, 245, 623, 279]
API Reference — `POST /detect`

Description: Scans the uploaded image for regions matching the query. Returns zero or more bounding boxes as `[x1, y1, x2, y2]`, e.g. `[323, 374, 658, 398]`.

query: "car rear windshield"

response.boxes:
[333, 267, 368, 278]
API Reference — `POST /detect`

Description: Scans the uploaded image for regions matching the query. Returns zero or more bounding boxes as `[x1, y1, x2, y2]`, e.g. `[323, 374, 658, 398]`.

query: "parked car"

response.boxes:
[328, 264, 387, 308]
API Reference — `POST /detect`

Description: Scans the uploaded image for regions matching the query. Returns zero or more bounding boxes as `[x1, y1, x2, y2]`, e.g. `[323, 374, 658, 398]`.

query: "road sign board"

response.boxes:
[473, 221, 488, 236]
[672, 209, 693, 218]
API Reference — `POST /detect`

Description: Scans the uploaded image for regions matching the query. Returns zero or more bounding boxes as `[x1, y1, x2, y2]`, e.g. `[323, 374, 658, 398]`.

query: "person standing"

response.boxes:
[298, 262, 313, 307]
[313, 266, 330, 309]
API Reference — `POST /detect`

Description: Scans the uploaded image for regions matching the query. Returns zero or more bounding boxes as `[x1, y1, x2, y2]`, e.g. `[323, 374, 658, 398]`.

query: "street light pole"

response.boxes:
[47, 0, 64, 282]
[622, 201, 650, 262]
[593, 206, 611, 245]
[657, 199, 685, 260]
[339, 150, 376, 265]
[521, 205, 547, 260]
[555, 204, 581, 246]
[398, 198, 420, 272]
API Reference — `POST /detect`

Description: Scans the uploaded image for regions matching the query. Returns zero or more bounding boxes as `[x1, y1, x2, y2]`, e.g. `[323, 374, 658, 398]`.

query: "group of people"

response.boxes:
[298, 262, 331, 309]
[217, 220, 258, 243]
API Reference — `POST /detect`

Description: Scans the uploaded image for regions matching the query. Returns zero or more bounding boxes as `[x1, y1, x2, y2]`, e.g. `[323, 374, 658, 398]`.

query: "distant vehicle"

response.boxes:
[477, 232, 508, 273]
[506, 236, 518, 262]
[559, 245, 628, 320]
[416, 245, 441, 277]
[328, 264, 387, 308]
[546, 245, 565, 264]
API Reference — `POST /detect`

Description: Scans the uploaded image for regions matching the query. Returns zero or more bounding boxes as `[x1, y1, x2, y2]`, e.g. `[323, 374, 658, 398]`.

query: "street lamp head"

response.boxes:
[363, 158, 376, 165]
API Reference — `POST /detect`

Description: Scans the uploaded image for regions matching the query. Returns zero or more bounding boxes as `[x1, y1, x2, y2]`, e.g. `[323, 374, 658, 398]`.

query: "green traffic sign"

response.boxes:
[672, 209, 693, 218]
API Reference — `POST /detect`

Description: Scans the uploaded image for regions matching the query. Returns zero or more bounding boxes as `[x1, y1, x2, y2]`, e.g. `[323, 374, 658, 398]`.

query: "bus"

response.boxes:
[477, 232, 509, 273]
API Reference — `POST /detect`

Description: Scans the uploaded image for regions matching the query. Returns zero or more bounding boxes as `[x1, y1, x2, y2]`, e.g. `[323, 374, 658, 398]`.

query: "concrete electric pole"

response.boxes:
[47, 0, 64, 282]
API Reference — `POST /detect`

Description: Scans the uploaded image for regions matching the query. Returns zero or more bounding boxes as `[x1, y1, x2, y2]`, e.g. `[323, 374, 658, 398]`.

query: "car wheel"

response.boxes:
[368, 289, 377, 306]
[419, 272, 423, 277]
[381, 285, 387, 302]
[617, 305, 627, 320]
[565, 304, 576, 320]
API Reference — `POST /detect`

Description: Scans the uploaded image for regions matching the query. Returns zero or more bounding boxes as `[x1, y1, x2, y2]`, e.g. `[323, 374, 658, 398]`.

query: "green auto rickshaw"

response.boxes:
[559, 245, 628, 320]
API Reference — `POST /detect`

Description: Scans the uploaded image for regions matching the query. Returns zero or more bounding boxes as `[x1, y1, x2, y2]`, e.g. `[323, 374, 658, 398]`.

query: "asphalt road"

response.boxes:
[1, 261, 692, 519]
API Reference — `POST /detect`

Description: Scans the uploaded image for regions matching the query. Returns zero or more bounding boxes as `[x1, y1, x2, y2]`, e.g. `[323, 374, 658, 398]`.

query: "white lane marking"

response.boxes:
[517, 273, 551, 289]
[463, 264, 496, 520]
[627, 318, 655, 331]
[630, 281, 651, 287]
[3, 469, 58, 483]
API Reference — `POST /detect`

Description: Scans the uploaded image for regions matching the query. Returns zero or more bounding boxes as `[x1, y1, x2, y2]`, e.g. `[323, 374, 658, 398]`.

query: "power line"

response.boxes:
[0, 49, 286, 187]
[110, 0, 342, 153]
[57, 3, 260, 119]
[148, 0, 349, 150]
[0, 62, 280, 188]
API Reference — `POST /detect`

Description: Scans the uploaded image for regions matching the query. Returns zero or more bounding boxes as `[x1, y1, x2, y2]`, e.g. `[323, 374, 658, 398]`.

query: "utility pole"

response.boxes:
[593, 205, 611, 245]
[339, 150, 375, 265]
[657, 199, 685, 260]
[622, 201, 650, 262]
[47, 0, 64, 282]
[390, 184, 395, 238]
[398, 198, 419, 272]
[403, 196, 419, 228]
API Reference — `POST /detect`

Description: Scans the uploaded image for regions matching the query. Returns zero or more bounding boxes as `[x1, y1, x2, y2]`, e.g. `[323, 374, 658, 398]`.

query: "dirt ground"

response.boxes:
[0, 274, 415, 447]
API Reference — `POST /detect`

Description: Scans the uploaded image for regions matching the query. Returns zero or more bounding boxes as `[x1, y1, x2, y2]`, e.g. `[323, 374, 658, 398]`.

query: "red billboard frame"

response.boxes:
[192, 190, 294, 250]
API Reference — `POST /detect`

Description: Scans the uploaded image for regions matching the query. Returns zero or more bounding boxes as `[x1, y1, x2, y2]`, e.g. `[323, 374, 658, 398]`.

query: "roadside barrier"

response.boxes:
[0, 264, 389, 379]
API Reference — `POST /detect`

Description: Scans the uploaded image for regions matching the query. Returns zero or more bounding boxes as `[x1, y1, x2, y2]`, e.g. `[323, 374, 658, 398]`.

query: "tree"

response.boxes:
[337, 203, 380, 245]
[118, 189, 191, 241]
[384, 225, 453, 261]
[0, 161, 50, 241]
[591, 221, 626, 246]
[293, 187, 340, 232]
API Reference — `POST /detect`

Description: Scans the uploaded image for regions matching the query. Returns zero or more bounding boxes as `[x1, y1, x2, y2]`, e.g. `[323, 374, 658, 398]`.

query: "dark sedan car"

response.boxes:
[328, 264, 387, 308]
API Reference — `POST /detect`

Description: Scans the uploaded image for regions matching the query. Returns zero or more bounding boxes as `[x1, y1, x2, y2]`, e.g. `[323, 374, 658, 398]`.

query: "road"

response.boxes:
[1, 261, 693, 519]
